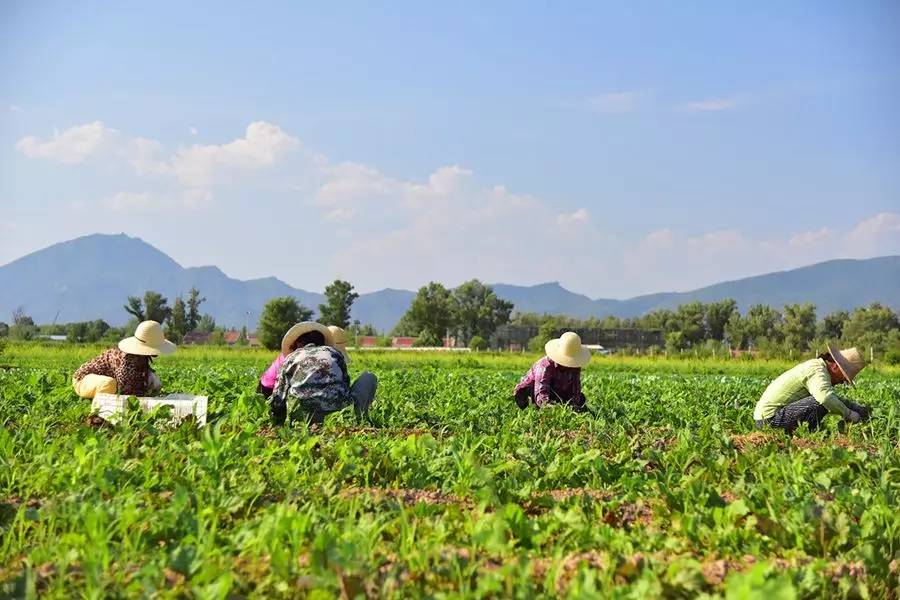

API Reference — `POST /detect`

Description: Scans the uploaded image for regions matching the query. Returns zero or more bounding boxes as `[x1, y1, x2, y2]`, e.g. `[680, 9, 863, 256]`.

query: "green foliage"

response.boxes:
[318, 280, 359, 329]
[123, 291, 172, 324]
[0, 322, 8, 337]
[841, 302, 900, 356]
[782, 303, 816, 353]
[0, 348, 897, 597]
[412, 329, 442, 347]
[451, 279, 514, 345]
[818, 310, 849, 341]
[196, 313, 217, 334]
[166, 296, 188, 343]
[236, 326, 249, 346]
[186, 287, 206, 332]
[257, 296, 313, 350]
[399, 282, 455, 342]
[468, 335, 488, 351]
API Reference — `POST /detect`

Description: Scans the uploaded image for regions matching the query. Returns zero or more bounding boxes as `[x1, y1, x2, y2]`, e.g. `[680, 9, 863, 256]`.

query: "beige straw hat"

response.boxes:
[281, 321, 333, 356]
[118, 320, 177, 356]
[327, 325, 351, 363]
[827, 343, 866, 385]
[545, 331, 591, 368]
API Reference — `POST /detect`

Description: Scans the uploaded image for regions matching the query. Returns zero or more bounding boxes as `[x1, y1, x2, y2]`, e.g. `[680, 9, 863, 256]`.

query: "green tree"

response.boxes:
[0, 322, 8, 337]
[674, 302, 706, 346]
[451, 279, 514, 345]
[166, 296, 188, 343]
[236, 326, 249, 346]
[124, 291, 172, 324]
[744, 304, 783, 347]
[782, 303, 817, 352]
[210, 328, 226, 346]
[399, 282, 455, 342]
[87, 320, 110, 343]
[665, 331, 687, 354]
[9, 307, 36, 340]
[724, 313, 747, 349]
[841, 303, 900, 355]
[412, 329, 442, 347]
[528, 318, 560, 352]
[318, 280, 359, 329]
[818, 310, 849, 341]
[66, 322, 90, 343]
[196, 314, 217, 334]
[705, 299, 737, 341]
[469, 335, 488, 351]
[258, 296, 313, 351]
[186, 287, 206, 331]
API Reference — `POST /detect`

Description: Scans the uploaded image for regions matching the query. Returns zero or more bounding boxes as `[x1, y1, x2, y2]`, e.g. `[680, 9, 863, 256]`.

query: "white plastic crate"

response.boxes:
[91, 393, 208, 426]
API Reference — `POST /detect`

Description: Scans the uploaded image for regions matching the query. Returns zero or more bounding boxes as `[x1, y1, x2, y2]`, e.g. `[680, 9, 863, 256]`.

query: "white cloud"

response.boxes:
[14, 119, 900, 298]
[586, 92, 641, 114]
[678, 98, 737, 112]
[557, 208, 590, 227]
[106, 191, 156, 211]
[16, 121, 118, 164]
[189, 126, 198, 136]
[169, 121, 299, 187]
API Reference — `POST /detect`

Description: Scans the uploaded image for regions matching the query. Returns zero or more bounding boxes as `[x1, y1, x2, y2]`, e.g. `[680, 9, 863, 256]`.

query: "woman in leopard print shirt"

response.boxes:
[72, 320, 176, 399]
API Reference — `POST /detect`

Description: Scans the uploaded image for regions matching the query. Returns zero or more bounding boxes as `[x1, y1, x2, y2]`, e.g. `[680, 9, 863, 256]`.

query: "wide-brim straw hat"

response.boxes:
[281, 321, 333, 356]
[827, 343, 866, 385]
[545, 331, 591, 368]
[327, 325, 351, 364]
[119, 320, 177, 356]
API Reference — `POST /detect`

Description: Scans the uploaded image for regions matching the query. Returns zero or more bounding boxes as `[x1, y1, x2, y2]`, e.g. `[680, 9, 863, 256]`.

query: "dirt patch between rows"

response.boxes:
[731, 432, 875, 454]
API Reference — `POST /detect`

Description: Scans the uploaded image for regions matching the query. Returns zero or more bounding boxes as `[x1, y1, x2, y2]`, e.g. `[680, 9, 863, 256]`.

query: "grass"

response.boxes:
[1, 343, 898, 598]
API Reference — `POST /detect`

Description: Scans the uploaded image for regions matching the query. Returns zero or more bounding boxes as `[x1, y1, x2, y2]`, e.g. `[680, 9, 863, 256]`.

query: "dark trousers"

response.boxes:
[756, 396, 869, 434]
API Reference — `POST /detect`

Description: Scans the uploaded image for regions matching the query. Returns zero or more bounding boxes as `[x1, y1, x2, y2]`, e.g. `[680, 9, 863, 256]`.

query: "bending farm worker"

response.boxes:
[753, 344, 870, 434]
[269, 321, 377, 425]
[72, 320, 176, 399]
[256, 322, 353, 398]
[514, 331, 590, 411]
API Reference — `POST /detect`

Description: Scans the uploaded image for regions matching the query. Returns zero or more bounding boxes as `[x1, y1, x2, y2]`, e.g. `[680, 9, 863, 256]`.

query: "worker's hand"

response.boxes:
[845, 410, 862, 424]
[146, 371, 162, 395]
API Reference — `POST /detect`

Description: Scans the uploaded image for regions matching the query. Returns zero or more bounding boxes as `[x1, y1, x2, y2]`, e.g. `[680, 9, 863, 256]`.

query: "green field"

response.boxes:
[1, 346, 898, 598]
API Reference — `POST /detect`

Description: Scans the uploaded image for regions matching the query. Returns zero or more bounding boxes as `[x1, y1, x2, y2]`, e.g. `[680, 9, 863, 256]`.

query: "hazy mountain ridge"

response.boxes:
[1, 234, 897, 331]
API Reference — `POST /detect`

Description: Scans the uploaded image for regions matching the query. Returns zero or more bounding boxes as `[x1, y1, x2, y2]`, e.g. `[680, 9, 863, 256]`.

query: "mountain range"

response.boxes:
[1, 234, 898, 331]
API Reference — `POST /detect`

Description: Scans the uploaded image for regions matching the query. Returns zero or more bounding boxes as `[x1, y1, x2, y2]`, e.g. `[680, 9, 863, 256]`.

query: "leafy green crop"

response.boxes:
[1, 347, 897, 598]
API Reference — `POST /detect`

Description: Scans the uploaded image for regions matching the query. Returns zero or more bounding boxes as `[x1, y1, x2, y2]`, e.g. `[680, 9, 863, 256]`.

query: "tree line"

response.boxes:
[3, 280, 898, 363]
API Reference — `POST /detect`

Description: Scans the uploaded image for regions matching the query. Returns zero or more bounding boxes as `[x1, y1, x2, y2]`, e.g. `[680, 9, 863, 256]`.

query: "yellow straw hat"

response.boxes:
[327, 325, 351, 364]
[827, 343, 866, 385]
[545, 331, 591, 368]
[281, 321, 333, 356]
[118, 321, 177, 356]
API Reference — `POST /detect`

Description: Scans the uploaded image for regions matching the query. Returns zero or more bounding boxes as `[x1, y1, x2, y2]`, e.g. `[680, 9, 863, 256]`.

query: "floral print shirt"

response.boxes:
[73, 348, 153, 396]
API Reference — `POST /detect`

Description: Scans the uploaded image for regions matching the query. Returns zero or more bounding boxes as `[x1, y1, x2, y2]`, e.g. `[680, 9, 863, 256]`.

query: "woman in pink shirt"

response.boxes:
[257, 322, 333, 398]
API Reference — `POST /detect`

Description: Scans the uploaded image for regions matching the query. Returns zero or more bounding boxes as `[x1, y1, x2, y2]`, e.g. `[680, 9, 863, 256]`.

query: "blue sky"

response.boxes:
[2, 1, 899, 297]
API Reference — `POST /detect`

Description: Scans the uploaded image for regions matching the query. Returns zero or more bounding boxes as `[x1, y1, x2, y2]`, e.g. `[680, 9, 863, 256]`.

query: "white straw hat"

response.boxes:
[545, 331, 591, 368]
[827, 343, 866, 385]
[281, 321, 333, 356]
[118, 321, 177, 356]
[327, 325, 351, 363]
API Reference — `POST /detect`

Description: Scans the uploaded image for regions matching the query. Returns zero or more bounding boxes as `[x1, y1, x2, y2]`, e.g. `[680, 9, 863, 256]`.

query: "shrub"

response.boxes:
[469, 336, 488, 351]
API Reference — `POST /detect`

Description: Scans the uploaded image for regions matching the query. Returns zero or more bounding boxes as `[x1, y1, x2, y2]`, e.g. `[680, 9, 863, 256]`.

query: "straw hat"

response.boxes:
[327, 325, 351, 364]
[545, 331, 591, 368]
[119, 321, 176, 356]
[827, 343, 866, 385]
[281, 321, 333, 356]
